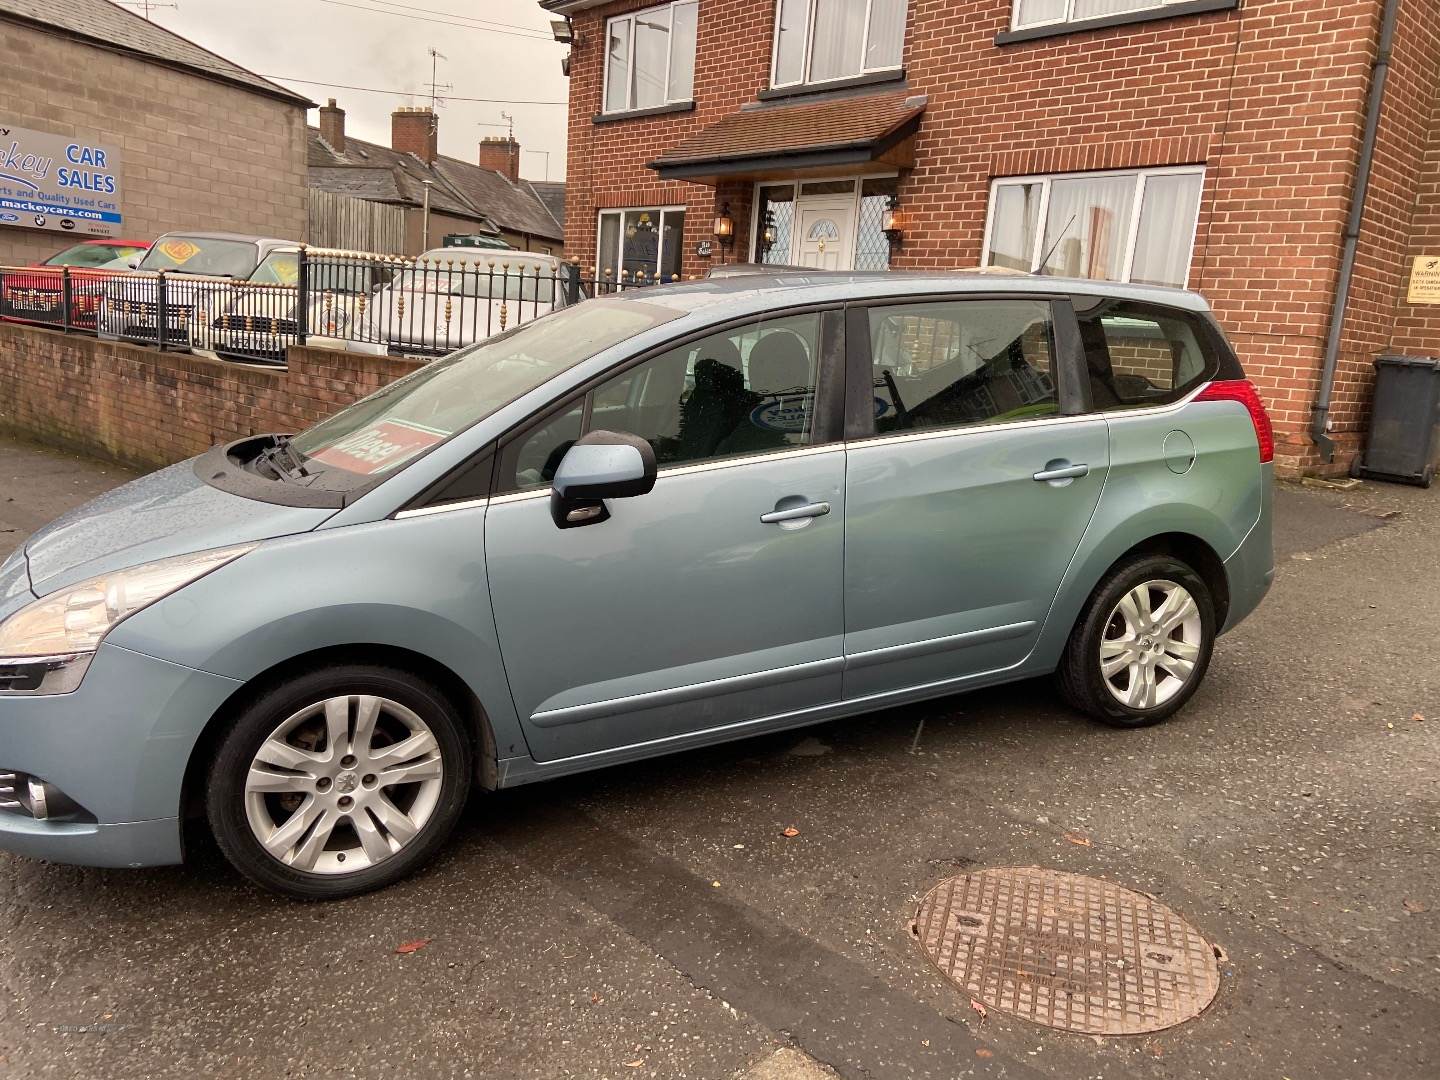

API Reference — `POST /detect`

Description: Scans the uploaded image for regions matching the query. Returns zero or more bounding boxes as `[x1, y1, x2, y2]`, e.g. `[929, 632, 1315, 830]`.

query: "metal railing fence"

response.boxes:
[0, 250, 686, 366]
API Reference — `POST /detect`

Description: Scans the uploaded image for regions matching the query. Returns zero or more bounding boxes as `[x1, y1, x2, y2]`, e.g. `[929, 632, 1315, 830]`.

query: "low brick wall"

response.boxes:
[0, 322, 424, 472]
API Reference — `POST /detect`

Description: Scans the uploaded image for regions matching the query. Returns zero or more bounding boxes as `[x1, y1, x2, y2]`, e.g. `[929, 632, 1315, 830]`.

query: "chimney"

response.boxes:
[479, 136, 520, 182]
[319, 98, 346, 148]
[392, 106, 439, 164]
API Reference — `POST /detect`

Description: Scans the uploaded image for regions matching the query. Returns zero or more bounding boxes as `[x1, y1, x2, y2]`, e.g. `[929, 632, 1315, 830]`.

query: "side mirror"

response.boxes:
[126, 259, 141, 271]
[551, 430, 657, 529]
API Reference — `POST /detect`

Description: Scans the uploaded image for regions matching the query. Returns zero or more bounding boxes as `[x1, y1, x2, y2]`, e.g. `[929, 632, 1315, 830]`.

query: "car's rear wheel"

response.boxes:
[207, 666, 472, 899]
[1058, 554, 1216, 727]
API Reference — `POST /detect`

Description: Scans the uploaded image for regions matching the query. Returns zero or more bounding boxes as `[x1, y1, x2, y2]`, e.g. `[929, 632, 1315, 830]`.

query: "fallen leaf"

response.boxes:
[1412, 712, 1426, 723]
[394, 938, 432, 955]
[623, 1061, 644, 1069]
[1402, 898, 1430, 914]
[970, 999, 988, 1022]
[921, 1039, 930, 1047]
[975, 1048, 994, 1058]
[711, 881, 721, 888]
[1063, 832, 1094, 848]
[782, 826, 800, 838]
[591, 992, 604, 1005]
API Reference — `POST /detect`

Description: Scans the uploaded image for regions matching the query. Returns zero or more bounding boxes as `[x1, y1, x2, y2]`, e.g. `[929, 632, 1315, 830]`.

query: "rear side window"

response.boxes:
[866, 299, 1058, 435]
[1077, 300, 1220, 410]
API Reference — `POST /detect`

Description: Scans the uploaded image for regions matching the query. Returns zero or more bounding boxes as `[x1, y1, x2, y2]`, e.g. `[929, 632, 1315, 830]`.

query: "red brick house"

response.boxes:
[541, 0, 1440, 474]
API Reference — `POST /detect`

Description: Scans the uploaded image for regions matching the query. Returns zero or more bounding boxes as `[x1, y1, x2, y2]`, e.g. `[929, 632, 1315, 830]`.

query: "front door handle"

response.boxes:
[1033, 462, 1090, 483]
[760, 501, 831, 525]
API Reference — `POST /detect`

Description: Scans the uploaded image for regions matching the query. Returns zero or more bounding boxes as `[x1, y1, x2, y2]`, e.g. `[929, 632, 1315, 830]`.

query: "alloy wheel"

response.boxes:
[1099, 580, 1204, 710]
[243, 695, 444, 874]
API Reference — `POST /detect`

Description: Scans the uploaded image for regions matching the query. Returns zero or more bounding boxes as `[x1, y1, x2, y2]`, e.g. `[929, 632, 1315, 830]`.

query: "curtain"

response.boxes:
[809, 0, 867, 82]
[605, 20, 631, 112]
[865, 0, 907, 70]
[1040, 175, 1135, 281]
[1014, 0, 1068, 26]
[631, 9, 671, 110]
[987, 183, 1042, 271]
[667, 2, 698, 101]
[773, 0, 809, 84]
[1130, 173, 1204, 288]
[1072, 0, 1160, 19]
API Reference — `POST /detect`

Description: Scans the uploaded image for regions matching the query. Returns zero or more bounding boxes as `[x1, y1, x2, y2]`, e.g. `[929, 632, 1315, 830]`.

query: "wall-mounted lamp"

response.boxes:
[881, 194, 904, 249]
[551, 19, 574, 44]
[713, 203, 735, 250]
[761, 209, 777, 254]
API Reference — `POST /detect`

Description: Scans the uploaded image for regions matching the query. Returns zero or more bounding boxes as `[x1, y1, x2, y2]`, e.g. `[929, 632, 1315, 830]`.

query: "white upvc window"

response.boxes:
[771, 0, 908, 89]
[981, 166, 1205, 289]
[603, 1, 699, 114]
[596, 206, 687, 285]
[1012, 0, 1200, 31]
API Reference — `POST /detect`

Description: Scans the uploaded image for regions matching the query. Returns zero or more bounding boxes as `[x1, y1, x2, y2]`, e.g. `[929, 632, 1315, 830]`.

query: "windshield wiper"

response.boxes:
[256, 434, 311, 481]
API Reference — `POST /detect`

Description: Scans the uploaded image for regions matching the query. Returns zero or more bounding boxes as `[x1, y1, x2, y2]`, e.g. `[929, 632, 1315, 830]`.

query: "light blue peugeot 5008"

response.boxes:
[0, 271, 1274, 898]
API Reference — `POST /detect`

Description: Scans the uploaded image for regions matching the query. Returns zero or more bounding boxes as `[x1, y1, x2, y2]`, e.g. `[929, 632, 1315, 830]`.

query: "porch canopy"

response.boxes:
[649, 92, 926, 186]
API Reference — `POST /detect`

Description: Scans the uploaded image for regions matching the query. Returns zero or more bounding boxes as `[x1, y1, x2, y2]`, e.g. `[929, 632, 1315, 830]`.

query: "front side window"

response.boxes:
[292, 298, 681, 478]
[1013, 0, 1202, 31]
[866, 299, 1058, 435]
[501, 313, 823, 491]
[983, 167, 1203, 289]
[772, 0, 907, 88]
[603, 1, 698, 113]
[597, 207, 686, 285]
[1077, 299, 1219, 410]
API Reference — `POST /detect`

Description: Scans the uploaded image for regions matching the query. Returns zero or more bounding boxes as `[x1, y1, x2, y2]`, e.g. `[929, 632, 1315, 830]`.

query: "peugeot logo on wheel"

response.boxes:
[335, 772, 359, 794]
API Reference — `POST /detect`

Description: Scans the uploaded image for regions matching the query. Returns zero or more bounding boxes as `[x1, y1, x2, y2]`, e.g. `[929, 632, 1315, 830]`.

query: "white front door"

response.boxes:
[793, 197, 856, 270]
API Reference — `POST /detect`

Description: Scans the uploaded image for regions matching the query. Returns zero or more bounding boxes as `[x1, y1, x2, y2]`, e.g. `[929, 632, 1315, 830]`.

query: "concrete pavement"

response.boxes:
[0, 434, 1436, 1079]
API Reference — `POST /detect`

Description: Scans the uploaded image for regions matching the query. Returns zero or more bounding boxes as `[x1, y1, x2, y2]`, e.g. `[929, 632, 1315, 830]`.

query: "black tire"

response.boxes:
[206, 665, 472, 900]
[1057, 554, 1216, 728]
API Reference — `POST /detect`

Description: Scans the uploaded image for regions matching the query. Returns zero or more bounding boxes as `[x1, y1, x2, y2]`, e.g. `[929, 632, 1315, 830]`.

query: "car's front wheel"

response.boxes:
[1058, 554, 1216, 727]
[207, 666, 472, 899]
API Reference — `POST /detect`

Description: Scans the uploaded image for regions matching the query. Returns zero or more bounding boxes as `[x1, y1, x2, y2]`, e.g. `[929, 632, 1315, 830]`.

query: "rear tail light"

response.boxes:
[1195, 379, 1274, 463]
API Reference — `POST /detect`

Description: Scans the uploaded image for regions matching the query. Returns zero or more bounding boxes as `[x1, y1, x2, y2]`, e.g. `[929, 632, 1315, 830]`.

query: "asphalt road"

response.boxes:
[1, 435, 1436, 1079]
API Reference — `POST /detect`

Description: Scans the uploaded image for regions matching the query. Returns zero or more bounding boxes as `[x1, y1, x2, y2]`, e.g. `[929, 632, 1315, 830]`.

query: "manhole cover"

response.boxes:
[912, 867, 1220, 1035]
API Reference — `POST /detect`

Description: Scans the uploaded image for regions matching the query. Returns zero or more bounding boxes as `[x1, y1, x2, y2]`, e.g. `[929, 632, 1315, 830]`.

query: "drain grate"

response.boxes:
[912, 867, 1220, 1035]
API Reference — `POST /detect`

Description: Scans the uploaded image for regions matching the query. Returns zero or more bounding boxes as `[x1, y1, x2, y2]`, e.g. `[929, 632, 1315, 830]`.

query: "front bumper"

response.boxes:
[0, 640, 241, 867]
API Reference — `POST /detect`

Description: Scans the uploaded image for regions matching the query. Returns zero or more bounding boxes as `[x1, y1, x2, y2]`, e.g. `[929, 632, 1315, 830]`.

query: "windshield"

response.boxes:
[292, 298, 680, 476]
[139, 237, 261, 277]
[394, 265, 554, 303]
[247, 252, 377, 293]
[45, 242, 147, 268]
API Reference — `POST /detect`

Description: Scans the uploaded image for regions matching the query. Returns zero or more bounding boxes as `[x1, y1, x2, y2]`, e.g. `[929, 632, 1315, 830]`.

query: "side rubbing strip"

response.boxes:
[844, 622, 1037, 671]
[530, 656, 846, 727]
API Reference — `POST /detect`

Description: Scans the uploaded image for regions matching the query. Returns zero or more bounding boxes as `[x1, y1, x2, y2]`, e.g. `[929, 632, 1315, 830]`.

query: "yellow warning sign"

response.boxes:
[1408, 255, 1440, 304]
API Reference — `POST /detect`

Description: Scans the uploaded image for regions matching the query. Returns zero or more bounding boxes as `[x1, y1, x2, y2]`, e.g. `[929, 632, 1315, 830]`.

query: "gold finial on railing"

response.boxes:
[444, 296, 453, 325]
[396, 294, 406, 319]
[244, 314, 254, 332]
[499, 302, 508, 331]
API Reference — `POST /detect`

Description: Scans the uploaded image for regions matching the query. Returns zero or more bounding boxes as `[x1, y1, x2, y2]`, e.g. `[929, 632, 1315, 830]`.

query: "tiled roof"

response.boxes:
[526, 180, 567, 230]
[308, 130, 563, 243]
[0, 0, 311, 105]
[651, 92, 925, 170]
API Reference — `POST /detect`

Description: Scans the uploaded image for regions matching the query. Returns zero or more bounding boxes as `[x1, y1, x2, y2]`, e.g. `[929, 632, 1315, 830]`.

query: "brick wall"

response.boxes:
[567, 0, 1440, 475]
[0, 20, 310, 268]
[0, 322, 421, 472]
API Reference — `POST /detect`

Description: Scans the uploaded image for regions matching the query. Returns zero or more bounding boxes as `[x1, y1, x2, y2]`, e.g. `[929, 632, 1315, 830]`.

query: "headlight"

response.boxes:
[0, 545, 253, 658]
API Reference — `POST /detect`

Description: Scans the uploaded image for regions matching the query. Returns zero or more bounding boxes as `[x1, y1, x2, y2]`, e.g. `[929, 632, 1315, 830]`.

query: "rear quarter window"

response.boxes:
[1076, 299, 1221, 411]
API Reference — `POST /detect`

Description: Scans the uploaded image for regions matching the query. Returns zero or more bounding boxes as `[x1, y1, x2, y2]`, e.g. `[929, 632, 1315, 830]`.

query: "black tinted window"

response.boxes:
[1078, 300, 1220, 410]
[867, 300, 1058, 434]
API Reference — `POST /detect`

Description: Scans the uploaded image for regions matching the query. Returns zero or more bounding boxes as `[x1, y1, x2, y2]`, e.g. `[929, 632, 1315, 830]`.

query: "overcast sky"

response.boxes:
[151, 0, 571, 180]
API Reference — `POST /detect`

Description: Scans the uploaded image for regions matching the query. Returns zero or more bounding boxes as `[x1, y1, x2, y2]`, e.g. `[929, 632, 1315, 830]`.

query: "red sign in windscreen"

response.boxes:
[308, 419, 446, 475]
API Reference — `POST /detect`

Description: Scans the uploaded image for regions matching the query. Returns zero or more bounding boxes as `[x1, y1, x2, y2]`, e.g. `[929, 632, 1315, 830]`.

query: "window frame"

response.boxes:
[492, 303, 849, 496]
[980, 165, 1204, 289]
[602, 0, 699, 116]
[594, 205, 688, 286]
[769, 0, 908, 91]
[1011, 0, 1196, 32]
[842, 293, 1089, 443]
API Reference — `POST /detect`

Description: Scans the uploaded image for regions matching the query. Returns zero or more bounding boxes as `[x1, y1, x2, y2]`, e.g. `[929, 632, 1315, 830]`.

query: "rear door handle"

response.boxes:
[1033, 463, 1090, 483]
[760, 502, 831, 524]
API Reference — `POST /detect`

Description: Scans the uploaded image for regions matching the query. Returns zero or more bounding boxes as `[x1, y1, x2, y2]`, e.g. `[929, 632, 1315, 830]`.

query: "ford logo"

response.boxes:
[0, 213, 17, 222]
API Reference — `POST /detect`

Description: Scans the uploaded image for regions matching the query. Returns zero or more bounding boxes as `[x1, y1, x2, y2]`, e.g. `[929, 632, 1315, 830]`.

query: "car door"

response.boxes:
[485, 308, 847, 763]
[842, 295, 1109, 700]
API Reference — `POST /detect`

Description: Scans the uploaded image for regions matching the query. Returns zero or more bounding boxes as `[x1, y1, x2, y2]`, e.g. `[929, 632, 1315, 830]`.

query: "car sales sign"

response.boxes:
[0, 122, 123, 237]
